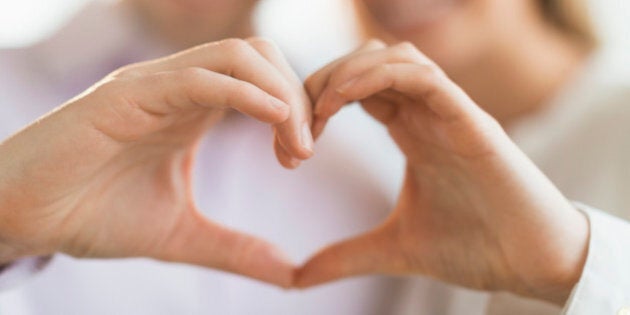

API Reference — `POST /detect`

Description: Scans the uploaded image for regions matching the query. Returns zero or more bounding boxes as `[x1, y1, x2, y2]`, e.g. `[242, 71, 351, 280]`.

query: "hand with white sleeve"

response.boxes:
[0, 38, 313, 288]
[296, 40, 590, 305]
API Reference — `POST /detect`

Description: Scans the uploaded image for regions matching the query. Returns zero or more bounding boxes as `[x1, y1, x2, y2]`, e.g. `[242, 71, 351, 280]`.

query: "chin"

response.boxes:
[360, 0, 482, 71]
[168, 0, 228, 12]
[363, 0, 464, 35]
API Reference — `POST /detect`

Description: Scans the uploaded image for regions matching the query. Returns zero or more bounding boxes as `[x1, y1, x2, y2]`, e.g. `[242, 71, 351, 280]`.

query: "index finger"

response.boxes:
[304, 40, 386, 138]
[115, 39, 301, 125]
[246, 38, 314, 166]
[304, 39, 387, 104]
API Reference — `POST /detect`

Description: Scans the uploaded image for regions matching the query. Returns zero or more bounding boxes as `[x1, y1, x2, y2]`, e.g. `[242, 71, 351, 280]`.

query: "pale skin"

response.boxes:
[0, 37, 313, 287]
[0, 37, 589, 303]
[0, 0, 592, 306]
[295, 40, 590, 305]
[292, 0, 592, 305]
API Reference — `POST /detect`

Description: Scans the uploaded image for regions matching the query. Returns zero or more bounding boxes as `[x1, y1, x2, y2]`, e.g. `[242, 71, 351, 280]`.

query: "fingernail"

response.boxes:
[269, 97, 289, 111]
[337, 78, 358, 94]
[301, 122, 314, 154]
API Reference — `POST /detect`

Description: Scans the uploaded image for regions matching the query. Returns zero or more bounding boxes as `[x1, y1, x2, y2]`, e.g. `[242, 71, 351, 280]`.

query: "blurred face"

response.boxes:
[130, 0, 259, 47]
[357, 0, 538, 71]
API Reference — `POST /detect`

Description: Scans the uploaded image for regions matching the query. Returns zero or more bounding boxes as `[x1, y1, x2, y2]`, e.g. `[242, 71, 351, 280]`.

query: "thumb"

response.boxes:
[295, 224, 402, 288]
[157, 209, 295, 288]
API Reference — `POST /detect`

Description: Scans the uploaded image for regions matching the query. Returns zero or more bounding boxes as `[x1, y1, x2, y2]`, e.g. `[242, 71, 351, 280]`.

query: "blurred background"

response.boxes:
[0, 0, 360, 75]
[1, 0, 628, 74]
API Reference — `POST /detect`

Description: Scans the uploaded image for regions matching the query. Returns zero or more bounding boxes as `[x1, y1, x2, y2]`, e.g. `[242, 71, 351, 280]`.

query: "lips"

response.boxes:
[363, 0, 458, 33]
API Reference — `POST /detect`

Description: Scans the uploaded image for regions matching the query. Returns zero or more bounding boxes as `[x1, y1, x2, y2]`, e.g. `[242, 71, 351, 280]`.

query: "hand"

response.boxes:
[0, 38, 313, 287]
[296, 40, 590, 304]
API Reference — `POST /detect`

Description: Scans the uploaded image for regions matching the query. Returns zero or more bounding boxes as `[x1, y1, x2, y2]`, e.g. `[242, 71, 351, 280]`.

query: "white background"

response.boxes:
[0, 0, 628, 67]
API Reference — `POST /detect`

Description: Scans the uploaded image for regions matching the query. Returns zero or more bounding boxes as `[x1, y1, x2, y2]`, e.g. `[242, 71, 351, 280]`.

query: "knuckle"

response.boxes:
[415, 66, 440, 86]
[87, 80, 152, 141]
[395, 41, 418, 53]
[392, 41, 421, 59]
[412, 65, 445, 99]
[392, 42, 443, 74]
[110, 63, 143, 79]
[246, 36, 276, 50]
[220, 38, 252, 56]
[417, 62, 443, 78]
[367, 38, 386, 46]
[172, 67, 210, 106]
[219, 38, 256, 72]
[362, 38, 387, 50]
[93, 77, 129, 98]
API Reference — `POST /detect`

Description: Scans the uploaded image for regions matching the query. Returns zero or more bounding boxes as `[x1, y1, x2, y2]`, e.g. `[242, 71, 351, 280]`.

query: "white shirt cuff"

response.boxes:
[0, 256, 52, 292]
[563, 203, 630, 315]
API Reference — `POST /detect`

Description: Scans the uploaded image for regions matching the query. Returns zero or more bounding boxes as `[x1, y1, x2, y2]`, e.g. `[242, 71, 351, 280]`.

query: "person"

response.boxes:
[0, 1, 407, 314]
[295, 0, 630, 314]
[1, 2, 629, 315]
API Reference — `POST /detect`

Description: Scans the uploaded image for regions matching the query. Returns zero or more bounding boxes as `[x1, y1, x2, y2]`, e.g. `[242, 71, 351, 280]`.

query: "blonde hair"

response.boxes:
[540, 0, 598, 48]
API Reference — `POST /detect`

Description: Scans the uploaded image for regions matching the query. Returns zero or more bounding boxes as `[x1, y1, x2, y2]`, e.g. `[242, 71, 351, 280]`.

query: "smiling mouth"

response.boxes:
[365, 0, 458, 33]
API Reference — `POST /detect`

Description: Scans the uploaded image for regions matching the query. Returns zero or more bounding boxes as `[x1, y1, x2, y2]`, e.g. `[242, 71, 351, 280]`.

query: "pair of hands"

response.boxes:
[0, 38, 588, 304]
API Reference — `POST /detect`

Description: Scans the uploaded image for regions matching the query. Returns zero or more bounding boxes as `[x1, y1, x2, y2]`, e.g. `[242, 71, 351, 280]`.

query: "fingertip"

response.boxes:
[286, 158, 301, 169]
[276, 155, 298, 170]
[311, 117, 328, 140]
[293, 259, 340, 289]
[292, 267, 312, 289]
[294, 245, 350, 288]
[362, 38, 388, 49]
[274, 138, 302, 169]
[227, 234, 296, 288]
[295, 147, 314, 161]
[295, 229, 394, 288]
[263, 247, 296, 289]
[252, 258, 296, 289]
[293, 270, 315, 289]
[274, 127, 314, 162]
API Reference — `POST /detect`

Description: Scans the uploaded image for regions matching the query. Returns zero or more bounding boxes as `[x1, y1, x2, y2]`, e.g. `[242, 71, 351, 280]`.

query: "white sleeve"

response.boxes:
[563, 203, 630, 315]
[0, 256, 52, 292]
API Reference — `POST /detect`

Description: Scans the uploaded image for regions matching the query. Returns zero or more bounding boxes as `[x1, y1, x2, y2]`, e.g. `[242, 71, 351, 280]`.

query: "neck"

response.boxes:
[449, 25, 589, 128]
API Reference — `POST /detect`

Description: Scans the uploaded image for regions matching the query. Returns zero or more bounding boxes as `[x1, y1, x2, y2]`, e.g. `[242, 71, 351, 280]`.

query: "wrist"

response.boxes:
[527, 205, 590, 305]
